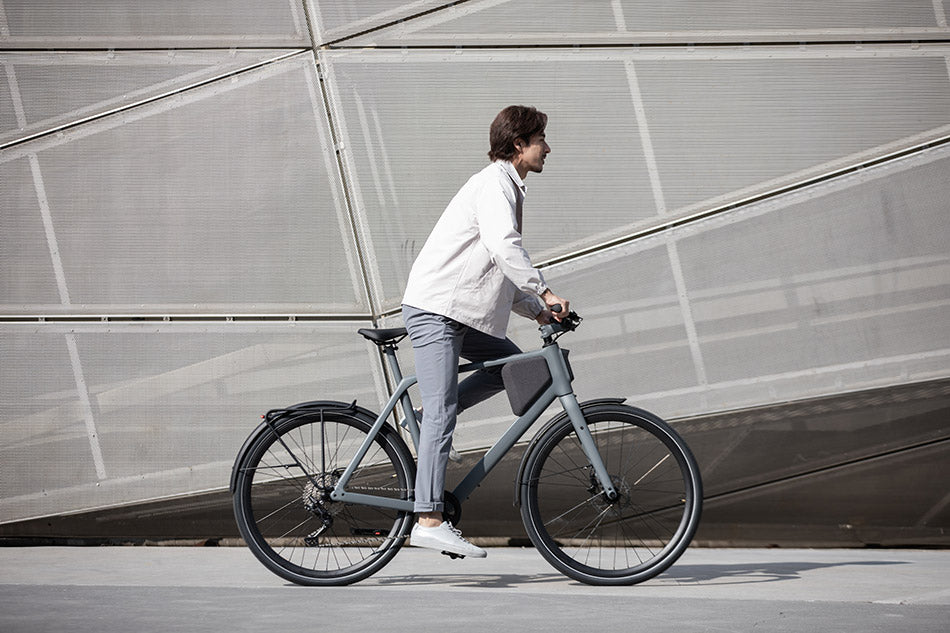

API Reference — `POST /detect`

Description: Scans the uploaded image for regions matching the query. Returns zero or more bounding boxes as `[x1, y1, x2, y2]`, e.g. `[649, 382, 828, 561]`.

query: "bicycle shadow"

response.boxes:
[367, 559, 908, 589]
[658, 559, 908, 586]
[371, 572, 565, 589]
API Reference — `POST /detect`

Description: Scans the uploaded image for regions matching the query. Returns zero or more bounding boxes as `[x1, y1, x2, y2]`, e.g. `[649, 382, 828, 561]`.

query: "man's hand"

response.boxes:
[540, 289, 570, 321]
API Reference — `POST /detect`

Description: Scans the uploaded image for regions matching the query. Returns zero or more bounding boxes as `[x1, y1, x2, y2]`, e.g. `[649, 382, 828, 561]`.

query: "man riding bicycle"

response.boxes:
[402, 105, 570, 558]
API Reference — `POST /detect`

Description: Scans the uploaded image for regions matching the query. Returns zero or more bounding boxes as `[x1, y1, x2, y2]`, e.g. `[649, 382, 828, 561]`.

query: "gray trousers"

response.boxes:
[402, 305, 521, 513]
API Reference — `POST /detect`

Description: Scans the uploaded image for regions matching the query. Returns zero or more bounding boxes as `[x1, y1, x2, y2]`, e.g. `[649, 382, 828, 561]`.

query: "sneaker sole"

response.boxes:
[410, 535, 486, 558]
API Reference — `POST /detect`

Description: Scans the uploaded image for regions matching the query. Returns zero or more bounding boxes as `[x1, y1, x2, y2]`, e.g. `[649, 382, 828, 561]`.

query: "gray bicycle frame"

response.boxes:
[328, 330, 619, 511]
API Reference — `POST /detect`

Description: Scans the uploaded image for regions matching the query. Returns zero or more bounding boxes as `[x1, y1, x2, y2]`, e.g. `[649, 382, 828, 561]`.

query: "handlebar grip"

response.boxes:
[550, 304, 562, 313]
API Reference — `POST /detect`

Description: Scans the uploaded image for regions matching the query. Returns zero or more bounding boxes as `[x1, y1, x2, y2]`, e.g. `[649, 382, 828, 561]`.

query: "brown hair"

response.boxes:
[488, 105, 548, 162]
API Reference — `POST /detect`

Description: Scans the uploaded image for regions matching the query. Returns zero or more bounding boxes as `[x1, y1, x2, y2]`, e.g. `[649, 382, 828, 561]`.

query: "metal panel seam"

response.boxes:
[314, 52, 386, 318]
[302, 2, 398, 424]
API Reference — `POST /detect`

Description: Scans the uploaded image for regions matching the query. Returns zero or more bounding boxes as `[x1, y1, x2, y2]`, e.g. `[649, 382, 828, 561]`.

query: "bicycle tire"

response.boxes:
[520, 403, 702, 586]
[233, 408, 415, 586]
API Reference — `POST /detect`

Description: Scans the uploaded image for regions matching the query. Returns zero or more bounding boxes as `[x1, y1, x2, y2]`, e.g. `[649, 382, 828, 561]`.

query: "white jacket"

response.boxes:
[402, 160, 546, 338]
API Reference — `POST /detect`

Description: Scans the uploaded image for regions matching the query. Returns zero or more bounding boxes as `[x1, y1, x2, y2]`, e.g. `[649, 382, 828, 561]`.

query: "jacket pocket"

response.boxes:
[464, 241, 495, 289]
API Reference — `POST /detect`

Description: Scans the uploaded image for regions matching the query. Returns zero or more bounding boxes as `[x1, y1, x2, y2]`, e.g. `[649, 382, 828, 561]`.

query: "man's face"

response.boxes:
[514, 131, 551, 174]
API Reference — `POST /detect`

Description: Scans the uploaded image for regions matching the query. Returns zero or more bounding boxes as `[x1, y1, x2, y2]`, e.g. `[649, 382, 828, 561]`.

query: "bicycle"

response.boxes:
[230, 310, 702, 586]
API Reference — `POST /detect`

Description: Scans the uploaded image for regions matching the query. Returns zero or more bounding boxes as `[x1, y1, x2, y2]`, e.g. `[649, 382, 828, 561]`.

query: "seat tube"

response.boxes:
[559, 394, 618, 500]
[383, 345, 420, 448]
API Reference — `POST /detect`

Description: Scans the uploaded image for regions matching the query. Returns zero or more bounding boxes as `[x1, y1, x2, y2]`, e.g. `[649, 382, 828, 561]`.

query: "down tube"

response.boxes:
[452, 387, 558, 503]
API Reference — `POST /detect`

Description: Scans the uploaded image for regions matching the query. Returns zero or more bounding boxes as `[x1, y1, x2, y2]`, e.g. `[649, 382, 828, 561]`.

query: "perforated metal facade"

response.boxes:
[2, 2, 948, 540]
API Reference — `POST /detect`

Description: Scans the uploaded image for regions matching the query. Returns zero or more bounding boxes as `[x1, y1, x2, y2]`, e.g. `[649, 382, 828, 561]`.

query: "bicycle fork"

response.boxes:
[544, 344, 619, 502]
[559, 394, 620, 502]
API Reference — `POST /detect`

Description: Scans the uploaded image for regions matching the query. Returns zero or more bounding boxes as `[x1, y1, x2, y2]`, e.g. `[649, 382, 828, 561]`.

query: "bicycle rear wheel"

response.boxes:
[520, 404, 702, 585]
[233, 408, 415, 585]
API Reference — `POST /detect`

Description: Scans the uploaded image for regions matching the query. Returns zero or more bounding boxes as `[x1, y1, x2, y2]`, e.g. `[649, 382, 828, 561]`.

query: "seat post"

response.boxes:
[381, 344, 403, 383]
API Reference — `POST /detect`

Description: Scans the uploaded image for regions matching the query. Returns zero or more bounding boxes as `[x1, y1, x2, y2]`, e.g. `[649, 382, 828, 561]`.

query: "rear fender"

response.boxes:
[229, 400, 376, 494]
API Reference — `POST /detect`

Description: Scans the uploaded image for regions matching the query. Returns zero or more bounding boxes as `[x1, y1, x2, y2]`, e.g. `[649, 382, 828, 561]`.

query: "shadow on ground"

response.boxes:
[662, 559, 907, 586]
[369, 558, 908, 589]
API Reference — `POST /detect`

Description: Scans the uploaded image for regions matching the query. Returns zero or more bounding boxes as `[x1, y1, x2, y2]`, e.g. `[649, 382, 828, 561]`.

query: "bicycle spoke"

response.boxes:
[541, 494, 603, 531]
[234, 412, 413, 585]
[522, 405, 701, 585]
[255, 492, 305, 525]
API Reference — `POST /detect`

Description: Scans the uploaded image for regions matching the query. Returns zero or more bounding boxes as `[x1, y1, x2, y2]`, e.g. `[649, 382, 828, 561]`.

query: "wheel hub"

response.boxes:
[302, 470, 343, 516]
[589, 473, 631, 512]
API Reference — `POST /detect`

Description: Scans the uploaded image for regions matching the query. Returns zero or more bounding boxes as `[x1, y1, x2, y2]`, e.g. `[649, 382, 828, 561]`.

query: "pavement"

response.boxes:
[0, 546, 947, 632]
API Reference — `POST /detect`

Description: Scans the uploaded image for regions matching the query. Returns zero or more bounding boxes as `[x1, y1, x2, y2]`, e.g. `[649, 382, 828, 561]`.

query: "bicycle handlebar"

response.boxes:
[539, 307, 582, 345]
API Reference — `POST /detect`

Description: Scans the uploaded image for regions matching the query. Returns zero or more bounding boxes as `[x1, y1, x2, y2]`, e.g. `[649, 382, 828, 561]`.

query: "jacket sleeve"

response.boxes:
[474, 179, 547, 296]
[512, 289, 544, 320]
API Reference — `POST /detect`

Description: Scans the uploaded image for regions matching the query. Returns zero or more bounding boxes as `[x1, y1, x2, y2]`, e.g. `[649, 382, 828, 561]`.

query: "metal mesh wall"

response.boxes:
[2, 52, 364, 315]
[1, 1, 949, 526]
[0, 0, 311, 48]
[0, 51, 289, 146]
[324, 47, 950, 308]
[338, 0, 948, 46]
[0, 324, 383, 520]
[532, 146, 950, 419]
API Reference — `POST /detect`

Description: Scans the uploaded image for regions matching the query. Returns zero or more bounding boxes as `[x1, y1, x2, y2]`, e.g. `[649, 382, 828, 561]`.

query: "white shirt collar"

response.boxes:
[496, 160, 526, 194]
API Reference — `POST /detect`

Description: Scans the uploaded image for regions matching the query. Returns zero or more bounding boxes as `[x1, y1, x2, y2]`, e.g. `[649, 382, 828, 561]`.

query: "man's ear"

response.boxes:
[512, 137, 526, 156]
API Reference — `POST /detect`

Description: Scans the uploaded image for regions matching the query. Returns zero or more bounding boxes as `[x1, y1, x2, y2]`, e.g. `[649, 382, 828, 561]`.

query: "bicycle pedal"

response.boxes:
[441, 551, 465, 560]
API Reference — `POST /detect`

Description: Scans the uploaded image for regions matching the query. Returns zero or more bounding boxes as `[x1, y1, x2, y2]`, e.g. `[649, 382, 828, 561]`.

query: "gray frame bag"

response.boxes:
[501, 350, 573, 416]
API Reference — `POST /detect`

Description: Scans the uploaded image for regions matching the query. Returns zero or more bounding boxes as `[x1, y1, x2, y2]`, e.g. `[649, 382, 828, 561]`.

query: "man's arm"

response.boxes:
[474, 181, 546, 295]
[476, 179, 571, 320]
[512, 289, 543, 320]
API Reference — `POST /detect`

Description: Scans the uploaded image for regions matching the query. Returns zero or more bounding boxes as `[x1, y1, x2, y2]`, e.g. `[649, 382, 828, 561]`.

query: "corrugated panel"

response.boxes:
[0, 72, 16, 133]
[0, 157, 61, 305]
[634, 54, 950, 213]
[323, 50, 654, 308]
[0, 0, 311, 49]
[2, 0, 949, 535]
[321, 46, 950, 310]
[1, 54, 366, 315]
[529, 144, 950, 420]
[0, 51, 295, 147]
[0, 322, 380, 522]
[309, 0, 446, 45]
[339, 0, 949, 46]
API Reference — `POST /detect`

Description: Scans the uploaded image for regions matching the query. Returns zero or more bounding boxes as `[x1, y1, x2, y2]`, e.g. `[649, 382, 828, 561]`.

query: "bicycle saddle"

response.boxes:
[357, 327, 408, 345]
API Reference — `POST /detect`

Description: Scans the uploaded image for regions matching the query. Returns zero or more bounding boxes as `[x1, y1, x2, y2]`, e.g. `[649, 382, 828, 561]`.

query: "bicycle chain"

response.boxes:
[342, 485, 412, 494]
[309, 535, 405, 548]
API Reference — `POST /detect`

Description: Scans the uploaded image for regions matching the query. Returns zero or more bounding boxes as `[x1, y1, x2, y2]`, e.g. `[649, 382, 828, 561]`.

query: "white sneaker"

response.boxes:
[410, 522, 487, 558]
[414, 408, 462, 462]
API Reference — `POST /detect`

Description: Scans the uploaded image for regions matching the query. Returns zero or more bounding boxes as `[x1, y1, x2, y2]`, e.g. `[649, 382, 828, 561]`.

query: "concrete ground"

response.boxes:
[0, 546, 947, 632]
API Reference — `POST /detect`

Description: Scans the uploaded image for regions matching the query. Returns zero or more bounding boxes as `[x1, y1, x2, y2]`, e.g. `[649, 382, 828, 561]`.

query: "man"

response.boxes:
[402, 105, 570, 558]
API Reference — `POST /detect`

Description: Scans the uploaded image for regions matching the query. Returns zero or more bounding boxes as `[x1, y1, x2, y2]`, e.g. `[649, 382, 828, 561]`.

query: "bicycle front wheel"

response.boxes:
[520, 404, 702, 585]
[233, 408, 415, 585]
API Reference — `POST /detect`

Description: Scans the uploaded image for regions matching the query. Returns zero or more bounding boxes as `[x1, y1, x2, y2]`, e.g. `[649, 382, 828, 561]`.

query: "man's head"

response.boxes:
[488, 105, 551, 177]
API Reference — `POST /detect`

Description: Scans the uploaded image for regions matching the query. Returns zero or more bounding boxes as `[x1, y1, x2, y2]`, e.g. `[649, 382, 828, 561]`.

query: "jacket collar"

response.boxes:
[496, 160, 526, 195]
